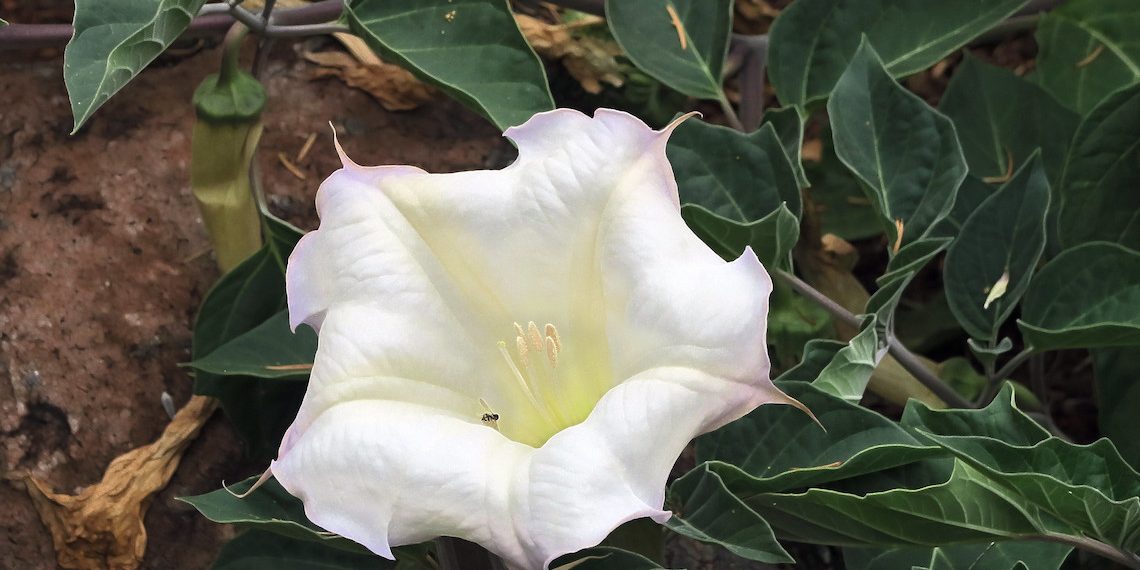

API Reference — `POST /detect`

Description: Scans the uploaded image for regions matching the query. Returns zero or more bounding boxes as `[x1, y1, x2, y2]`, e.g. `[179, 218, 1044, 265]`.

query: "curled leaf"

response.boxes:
[25, 396, 217, 570]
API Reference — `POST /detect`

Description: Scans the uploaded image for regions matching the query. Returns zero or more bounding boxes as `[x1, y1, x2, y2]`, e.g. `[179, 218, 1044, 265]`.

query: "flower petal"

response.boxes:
[271, 400, 532, 562]
[277, 108, 801, 569]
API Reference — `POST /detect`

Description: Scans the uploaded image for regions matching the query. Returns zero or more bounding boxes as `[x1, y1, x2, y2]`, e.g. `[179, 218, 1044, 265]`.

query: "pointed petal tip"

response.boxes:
[223, 467, 274, 499]
[329, 121, 362, 170]
[771, 386, 823, 431]
[733, 246, 774, 291]
[662, 111, 701, 134]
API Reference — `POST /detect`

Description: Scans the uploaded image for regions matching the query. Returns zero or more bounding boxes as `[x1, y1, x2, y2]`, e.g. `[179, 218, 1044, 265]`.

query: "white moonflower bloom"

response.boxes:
[270, 108, 801, 569]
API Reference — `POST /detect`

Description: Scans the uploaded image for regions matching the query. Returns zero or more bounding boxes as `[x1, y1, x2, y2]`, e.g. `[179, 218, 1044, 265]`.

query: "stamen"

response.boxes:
[527, 321, 544, 352]
[513, 322, 526, 338]
[497, 341, 559, 427]
[545, 323, 561, 352]
[545, 336, 559, 368]
[515, 335, 530, 367]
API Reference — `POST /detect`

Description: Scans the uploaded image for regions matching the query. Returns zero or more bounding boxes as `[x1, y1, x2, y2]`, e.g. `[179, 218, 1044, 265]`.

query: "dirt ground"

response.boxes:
[0, 39, 503, 569]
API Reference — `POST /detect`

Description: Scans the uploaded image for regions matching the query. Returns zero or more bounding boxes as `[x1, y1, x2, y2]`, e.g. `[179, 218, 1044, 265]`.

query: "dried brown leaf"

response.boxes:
[302, 49, 435, 112]
[515, 14, 626, 95]
[25, 396, 217, 570]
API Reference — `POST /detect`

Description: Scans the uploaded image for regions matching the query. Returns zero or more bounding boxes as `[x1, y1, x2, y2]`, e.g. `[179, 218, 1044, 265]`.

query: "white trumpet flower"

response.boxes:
[270, 108, 801, 569]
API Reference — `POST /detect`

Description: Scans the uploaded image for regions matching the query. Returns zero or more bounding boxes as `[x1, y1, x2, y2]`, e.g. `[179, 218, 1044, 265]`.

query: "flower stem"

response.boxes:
[775, 270, 973, 408]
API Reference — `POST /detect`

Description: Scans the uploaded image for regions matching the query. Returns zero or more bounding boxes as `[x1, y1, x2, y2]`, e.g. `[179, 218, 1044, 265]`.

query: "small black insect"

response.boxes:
[481, 413, 500, 423]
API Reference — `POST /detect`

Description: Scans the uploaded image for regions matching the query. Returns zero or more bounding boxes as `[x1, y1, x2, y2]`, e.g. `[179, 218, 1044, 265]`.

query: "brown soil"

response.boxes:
[0, 41, 502, 569]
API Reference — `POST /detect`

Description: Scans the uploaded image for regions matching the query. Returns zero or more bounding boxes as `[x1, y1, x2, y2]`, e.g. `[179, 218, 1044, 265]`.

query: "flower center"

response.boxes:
[495, 321, 572, 431]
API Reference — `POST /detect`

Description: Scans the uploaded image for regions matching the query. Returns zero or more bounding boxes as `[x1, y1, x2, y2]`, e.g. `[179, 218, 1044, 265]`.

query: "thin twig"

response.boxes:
[198, 3, 233, 17]
[262, 22, 349, 37]
[992, 346, 1037, 382]
[0, 0, 345, 49]
[261, 0, 279, 23]
[716, 97, 745, 131]
[733, 34, 769, 130]
[1039, 534, 1140, 569]
[776, 270, 973, 408]
[976, 345, 1038, 405]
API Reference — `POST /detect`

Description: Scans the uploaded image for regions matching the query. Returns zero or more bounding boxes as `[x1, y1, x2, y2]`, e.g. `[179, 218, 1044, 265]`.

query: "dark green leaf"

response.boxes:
[551, 546, 667, 569]
[681, 203, 799, 268]
[669, 120, 802, 219]
[182, 476, 368, 554]
[811, 316, 886, 404]
[693, 384, 1134, 563]
[944, 155, 1050, 342]
[776, 339, 845, 384]
[605, 0, 732, 101]
[967, 337, 1013, 372]
[934, 358, 987, 407]
[666, 466, 793, 563]
[1056, 83, 1140, 250]
[761, 106, 810, 188]
[669, 119, 802, 264]
[900, 384, 1049, 446]
[806, 276, 908, 404]
[911, 392, 1140, 553]
[65, 0, 206, 131]
[844, 542, 1071, 570]
[192, 216, 306, 458]
[696, 382, 940, 494]
[768, 0, 1029, 107]
[344, 0, 553, 131]
[1034, 0, 1140, 115]
[189, 310, 316, 379]
[894, 293, 962, 354]
[939, 56, 1080, 186]
[932, 175, 992, 239]
[1094, 346, 1140, 469]
[211, 531, 388, 570]
[878, 238, 951, 287]
[754, 461, 1050, 547]
[1019, 242, 1140, 350]
[828, 39, 966, 247]
[805, 131, 884, 241]
[768, 289, 833, 369]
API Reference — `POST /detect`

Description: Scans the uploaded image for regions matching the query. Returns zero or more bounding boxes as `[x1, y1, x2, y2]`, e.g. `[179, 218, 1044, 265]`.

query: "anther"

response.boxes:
[545, 336, 559, 368]
[515, 335, 530, 367]
[544, 323, 561, 352]
[514, 322, 525, 338]
[527, 321, 544, 352]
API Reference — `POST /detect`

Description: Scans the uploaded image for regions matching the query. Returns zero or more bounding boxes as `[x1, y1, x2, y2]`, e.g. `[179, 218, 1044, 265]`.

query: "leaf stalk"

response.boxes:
[776, 270, 973, 409]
